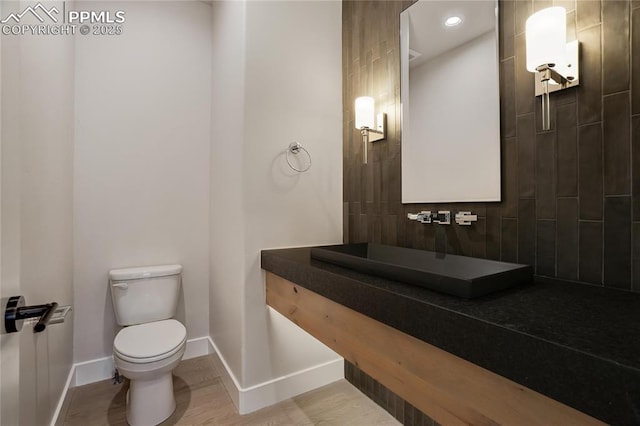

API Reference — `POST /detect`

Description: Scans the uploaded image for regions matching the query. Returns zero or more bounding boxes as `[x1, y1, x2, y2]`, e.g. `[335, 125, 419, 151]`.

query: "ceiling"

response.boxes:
[407, 0, 497, 68]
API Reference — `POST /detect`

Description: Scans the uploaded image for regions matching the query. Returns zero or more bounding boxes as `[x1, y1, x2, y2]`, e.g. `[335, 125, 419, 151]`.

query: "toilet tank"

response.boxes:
[109, 264, 182, 326]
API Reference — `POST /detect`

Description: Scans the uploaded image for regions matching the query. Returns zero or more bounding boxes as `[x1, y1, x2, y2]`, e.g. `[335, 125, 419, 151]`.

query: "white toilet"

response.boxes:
[109, 264, 187, 426]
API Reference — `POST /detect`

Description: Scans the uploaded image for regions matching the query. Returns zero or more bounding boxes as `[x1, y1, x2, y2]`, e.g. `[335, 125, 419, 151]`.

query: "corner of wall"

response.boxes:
[208, 336, 343, 415]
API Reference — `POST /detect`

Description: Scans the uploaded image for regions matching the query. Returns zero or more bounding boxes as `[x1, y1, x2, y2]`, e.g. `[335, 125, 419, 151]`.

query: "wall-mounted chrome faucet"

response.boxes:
[407, 211, 451, 225]
[408, 210, 477, 226]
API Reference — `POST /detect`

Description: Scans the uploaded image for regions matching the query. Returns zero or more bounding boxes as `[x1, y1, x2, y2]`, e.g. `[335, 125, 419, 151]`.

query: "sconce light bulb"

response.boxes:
[525, 7, 567, 72]
[355, 96, 375, 129]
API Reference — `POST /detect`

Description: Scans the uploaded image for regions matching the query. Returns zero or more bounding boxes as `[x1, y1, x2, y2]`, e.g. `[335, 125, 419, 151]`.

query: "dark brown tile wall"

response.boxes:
[344, 361, 440, 426]
[343, 0, 640, 292]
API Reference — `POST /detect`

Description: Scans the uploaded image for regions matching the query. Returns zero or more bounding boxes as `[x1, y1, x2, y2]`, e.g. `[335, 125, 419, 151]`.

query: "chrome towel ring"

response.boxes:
[286, 142, 312, 173]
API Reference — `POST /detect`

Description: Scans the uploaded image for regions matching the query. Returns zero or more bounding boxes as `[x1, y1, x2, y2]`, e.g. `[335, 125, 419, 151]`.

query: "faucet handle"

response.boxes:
[455, 211, 478, 225]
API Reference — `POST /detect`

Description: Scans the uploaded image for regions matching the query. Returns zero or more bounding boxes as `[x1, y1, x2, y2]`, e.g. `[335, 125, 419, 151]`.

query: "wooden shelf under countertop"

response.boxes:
[265, 271, 604, 426]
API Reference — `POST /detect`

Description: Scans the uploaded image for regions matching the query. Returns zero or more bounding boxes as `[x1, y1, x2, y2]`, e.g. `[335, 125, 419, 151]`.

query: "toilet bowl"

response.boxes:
[109, 264, 185, 426]
[114, 319, 187, 426]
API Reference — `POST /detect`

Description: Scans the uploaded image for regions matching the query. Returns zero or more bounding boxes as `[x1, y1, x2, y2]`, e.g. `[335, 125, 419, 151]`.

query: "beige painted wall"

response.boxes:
[210, 0, 344, 406]
[1, 1, 75, 424]
[209, 0, 245, 387]
[2, 1, 342, 422]
[242, 0, 343, 386]
[73, 1, 212, 364]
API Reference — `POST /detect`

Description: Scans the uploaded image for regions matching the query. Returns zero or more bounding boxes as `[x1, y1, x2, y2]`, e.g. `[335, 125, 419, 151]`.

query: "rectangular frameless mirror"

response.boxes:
[400, 0, 501, 203]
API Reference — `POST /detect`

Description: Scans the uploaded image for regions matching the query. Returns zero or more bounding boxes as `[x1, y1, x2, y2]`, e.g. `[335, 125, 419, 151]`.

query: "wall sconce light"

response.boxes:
[355, 96, 386, 164]
[525, 7, 579, 130]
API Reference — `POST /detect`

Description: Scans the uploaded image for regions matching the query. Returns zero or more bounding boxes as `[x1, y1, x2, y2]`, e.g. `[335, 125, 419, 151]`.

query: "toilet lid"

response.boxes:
[114, 319, 186, 363]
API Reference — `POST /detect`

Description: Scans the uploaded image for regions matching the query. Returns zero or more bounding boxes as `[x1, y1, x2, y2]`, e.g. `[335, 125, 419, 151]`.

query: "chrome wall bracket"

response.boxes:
[534, 41, 579, 130]
[533, 40, 579, 97]
[360, 113, 387, 164]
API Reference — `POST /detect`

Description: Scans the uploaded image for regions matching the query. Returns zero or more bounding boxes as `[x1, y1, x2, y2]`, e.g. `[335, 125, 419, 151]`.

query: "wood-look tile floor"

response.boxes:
[62, 355, 400, 425]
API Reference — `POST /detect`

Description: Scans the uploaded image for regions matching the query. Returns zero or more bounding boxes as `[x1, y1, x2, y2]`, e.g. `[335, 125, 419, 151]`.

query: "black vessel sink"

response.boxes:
[310, 243, 532, 298]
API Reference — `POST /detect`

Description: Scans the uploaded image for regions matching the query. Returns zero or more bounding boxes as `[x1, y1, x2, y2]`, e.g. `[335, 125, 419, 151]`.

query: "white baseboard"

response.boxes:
[71, 336, 213, 387]
[208, 336, 242, 410]
[50, 363, 76, 426]
[240, 357, 344, 414]
[50, 336, 214, 425]
[51, 336, 343, 424]
[183, 336, 213, 360]
[207, 336, 344, 415]
[72, 355, 115, 387]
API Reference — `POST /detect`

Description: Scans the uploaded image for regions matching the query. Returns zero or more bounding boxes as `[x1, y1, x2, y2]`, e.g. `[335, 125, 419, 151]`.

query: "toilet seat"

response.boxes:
[114, 319, 187, 364]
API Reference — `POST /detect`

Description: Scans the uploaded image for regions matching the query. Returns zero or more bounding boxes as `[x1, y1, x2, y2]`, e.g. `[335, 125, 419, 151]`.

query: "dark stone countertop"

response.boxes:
[261, 246, 640, 425]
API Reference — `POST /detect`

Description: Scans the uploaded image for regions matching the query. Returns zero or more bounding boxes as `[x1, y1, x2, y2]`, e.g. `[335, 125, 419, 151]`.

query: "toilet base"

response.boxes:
[126, 372, 176, 426]
[113, 330, 186, 425]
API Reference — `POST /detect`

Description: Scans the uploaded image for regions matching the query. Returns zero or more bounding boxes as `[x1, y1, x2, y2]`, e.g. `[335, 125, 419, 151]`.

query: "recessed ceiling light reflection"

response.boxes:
[445, 16, 462, 27]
